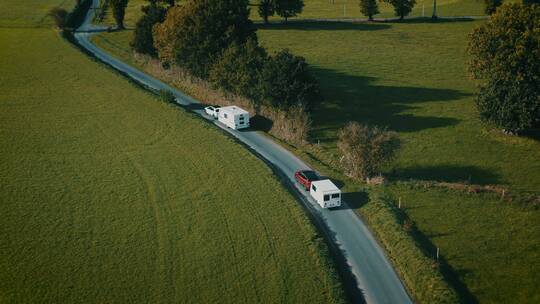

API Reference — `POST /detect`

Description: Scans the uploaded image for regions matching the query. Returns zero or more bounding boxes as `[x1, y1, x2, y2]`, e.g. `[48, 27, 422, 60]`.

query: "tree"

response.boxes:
[209, 38, 268, 101]
[258, 49, 320, 109]
[523, 0, 540, 4]
[360, 0, 379, 21]
[274, 0, 304, 22]
[109, 0, 129, 29]
[337, 122, 400, 181]
[153, 0, 256, 78]
[259, 0, 275, 24]
[484, 0, 503, 15]
[382, 0, 416, 20]
[131, 4, 167, 56]
[468, 3, 540, 133]
[48, 7, 68, 29]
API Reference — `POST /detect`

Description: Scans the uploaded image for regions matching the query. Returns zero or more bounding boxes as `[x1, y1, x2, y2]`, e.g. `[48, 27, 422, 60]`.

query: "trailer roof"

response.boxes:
[311, 179, 340, 193]
[220, 106, 249, 115]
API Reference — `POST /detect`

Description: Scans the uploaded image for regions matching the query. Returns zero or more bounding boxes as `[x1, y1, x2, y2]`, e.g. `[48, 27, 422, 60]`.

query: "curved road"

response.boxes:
[75, 2, 412, 303]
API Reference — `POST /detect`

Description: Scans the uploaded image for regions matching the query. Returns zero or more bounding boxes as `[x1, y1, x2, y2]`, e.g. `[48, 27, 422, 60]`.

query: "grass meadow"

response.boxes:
[0, 5, 347, 303]
[0, 0, 76, 28]
[90, 1, 540, 302]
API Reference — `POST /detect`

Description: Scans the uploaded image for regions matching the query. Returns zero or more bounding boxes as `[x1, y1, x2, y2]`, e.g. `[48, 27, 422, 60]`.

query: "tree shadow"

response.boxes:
[387, 17, 479, 24]
[256, 21, 391, 31]
[308, 68, 470, 140]
[341, 191, 369, 210]
[250, 114, 274, 132]
[394, 165, 500, 185]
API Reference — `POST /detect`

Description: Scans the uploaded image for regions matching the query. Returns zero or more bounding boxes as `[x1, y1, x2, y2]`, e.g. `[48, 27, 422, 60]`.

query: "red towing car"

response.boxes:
[294, 170, 320, 191]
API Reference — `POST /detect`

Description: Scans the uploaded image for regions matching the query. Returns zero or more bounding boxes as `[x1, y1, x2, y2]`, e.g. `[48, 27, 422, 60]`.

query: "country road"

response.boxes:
[74, 1, 413, 303]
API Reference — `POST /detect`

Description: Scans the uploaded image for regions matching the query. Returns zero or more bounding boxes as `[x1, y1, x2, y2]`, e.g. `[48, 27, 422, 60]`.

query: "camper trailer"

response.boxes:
[310, 179, 341, 209]
[218, 106, 250, 130]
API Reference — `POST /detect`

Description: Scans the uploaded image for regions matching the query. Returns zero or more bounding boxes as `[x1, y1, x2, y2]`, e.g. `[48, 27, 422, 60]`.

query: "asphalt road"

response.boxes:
[75, 2, 413, 303]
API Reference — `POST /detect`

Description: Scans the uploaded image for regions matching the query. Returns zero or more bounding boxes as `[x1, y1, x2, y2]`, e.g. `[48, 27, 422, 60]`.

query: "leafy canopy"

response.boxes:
[468, 3, 540, 133]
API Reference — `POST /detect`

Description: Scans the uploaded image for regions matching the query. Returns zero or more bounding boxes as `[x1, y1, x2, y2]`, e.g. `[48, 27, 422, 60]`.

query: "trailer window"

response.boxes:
[312, 185, 317, 192]
[224, 114, 228, 118]
[331, 193, 340, 199]
[324, 195, 330, 201]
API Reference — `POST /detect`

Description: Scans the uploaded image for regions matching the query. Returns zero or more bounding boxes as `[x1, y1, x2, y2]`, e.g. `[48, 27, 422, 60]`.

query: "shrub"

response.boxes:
[131, 4, 167, 57]
[468, 3, 540, 133]
[258, 49, 320, 109]
[153, 0, 256, 78]
[159, 89, 176, 104]
[382, 0, 416, 20]
[209, 39, 268, 102]
[337, 122, 400, 181]
[48, 7, 68, 29]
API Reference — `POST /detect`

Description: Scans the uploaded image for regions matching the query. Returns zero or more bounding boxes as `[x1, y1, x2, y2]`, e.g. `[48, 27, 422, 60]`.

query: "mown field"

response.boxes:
[90, 1, 540, 302]
[0, 4, 347, 303]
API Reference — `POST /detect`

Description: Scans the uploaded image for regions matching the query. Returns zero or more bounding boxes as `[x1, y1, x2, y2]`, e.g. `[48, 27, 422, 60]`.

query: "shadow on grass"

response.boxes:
[309, 68, 469, 141]
[387, 17, 479, 24]
[256, 21, 391, 31]
[394, 165, 500, 185]
[341, 191, 369, 210]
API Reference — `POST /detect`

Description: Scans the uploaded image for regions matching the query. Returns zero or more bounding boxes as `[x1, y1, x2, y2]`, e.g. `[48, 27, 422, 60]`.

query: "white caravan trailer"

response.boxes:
[218, 106, 250, 130]
[310, 179, 341, 209]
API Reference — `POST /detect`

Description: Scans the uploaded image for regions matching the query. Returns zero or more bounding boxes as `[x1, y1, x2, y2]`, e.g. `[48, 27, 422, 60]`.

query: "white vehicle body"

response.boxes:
[218, 106, 250, 130]
[204, 105, 221, 119]
[310, 179, 341, 208]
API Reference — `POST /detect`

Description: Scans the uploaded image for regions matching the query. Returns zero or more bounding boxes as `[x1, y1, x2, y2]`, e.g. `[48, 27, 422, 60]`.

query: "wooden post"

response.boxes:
[398, 197, 402, 209]
[436, 247, 440, 260]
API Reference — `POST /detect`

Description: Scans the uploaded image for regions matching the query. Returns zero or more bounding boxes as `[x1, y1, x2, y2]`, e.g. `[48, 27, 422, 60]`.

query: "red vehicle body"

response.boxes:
[294, 170, 320, 191]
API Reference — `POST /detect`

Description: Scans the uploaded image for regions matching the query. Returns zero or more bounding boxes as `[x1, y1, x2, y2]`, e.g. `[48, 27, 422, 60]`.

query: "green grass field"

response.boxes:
[0, 4, 347, 303]
[88, 2, 540, 302]
[256, 19, 540, 303]
[0, 0, 75, 28]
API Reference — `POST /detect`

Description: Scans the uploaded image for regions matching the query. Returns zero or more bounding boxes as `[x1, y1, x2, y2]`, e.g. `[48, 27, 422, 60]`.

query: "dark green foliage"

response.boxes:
[382, 0, 416, 20]
[258, 49, 320, 109]
[484, 0, 503, 15]
[153, 0, 256, 78]
[523, 0, 540, 4]
[337, 122, 400, 180]
[48, 7, 68, 28]
[109, 0, 129, 29]
[131, 4, 166, 56]
[360, 0, 379, 21]
[259, 0, 275, 24]
[159, 89, 176, 103]
[468, 3, 540, 133]
[209, 39, 268, 101]
[274, 0, 304, 22]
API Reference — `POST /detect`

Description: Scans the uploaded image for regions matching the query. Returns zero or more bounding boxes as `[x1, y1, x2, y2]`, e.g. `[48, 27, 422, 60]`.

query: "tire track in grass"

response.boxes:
[94, 120, 175, 302]
[212, 197, 252, 304]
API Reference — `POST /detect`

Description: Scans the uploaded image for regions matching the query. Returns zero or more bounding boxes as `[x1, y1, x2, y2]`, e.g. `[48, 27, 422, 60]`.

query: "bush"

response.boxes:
[468, 3, 540, 133]
[153, 0, 256, 78]
[48, 7, 68, 29]
[131, 4, 167, 57]
[159, 89, 176, 104]
[209, 39, 268, 102]
[337, 122, 400, 181]
[258, 49, 320, 109]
